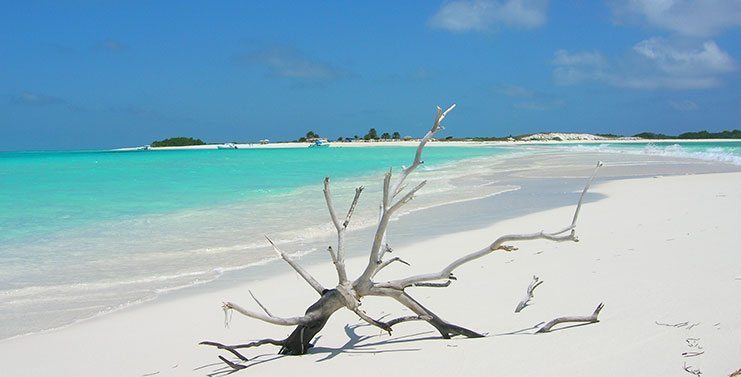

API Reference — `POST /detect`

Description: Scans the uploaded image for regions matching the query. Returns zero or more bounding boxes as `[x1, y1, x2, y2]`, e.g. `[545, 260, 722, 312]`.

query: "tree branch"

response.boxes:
[323, 177, 342, 231]
[249, 290, 273, 317]
[412, 281, 452, 288]
[266, 236, 325, 295]
[351, 308, 392, 334]
[377, 162, 602, 290]
[343, 186, 364, 228]
[535, 303, 604, 333]
[515, 275, 543, 313]
[387, 315, 432, 327]
[323, 178, 364, 284]
[223, 302, 314, 326]
[372, 256, 409, 278]
[200, 339, 287, 362]
[355, 105, 455, 287]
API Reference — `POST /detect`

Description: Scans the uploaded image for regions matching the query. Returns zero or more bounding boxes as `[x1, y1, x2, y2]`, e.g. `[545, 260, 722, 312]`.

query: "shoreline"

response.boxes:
[3, 147, 741, 342]
[1, 170, 739, 376]
[113, 138, 741, 151]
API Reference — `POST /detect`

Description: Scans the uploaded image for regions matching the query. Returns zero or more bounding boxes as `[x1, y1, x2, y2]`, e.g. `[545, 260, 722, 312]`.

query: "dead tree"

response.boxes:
[202, 104, 603, 366]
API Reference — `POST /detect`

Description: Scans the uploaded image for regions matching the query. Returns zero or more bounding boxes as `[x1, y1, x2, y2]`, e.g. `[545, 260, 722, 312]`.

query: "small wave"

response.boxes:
[557, 143, 741, 165]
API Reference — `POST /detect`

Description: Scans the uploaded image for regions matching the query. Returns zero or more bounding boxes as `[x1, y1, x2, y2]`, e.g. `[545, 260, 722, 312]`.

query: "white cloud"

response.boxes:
[499, 84, 534, 97]
[669, 100, 699, 111]
[429, 0, 548, 32]
[235, 45, 348, 80]
[552, 38, 736, 90]
[11, 92, 65, 106]
[552, 49, 606, 67]
[610, 0, 741, 37]
[633, 38, 736, 75]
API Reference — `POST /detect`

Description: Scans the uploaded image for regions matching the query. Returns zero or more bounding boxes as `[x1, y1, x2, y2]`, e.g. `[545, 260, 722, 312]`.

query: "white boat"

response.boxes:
[217, 143, 238, 149]
[309, 139, 330, 148]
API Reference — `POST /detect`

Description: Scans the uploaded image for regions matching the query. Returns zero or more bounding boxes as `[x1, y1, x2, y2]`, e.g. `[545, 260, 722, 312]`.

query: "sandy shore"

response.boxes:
[1, 171, 739, 376]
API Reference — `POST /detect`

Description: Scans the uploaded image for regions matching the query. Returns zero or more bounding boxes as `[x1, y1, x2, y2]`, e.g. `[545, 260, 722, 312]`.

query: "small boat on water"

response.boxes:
[309, 139, 330, 148]
[217, 143, 238, 149]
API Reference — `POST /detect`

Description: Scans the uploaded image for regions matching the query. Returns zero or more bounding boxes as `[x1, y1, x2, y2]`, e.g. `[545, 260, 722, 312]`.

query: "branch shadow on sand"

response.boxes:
[197, 323, 438, 375]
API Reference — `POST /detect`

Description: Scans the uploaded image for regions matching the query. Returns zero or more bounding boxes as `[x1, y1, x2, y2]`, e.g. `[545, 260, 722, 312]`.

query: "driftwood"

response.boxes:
[515, 275, 543, 313]
[202, 105, 603, 370]
[535, 303, 604, 333]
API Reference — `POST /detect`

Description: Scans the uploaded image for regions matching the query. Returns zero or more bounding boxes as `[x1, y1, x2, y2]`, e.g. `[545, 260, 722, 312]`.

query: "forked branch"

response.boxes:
[323, 177, 364, 283]
[377, 161, 603, 290]
[358, 104, 456, 284]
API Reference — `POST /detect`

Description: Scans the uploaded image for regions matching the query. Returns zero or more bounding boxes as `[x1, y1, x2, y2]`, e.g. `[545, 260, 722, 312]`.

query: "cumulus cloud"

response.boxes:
[234, 45, 348, 80]
[429, 0, 548, 32]
[10, 92, 65, 106]
[552, 38, 736, 90]
[610, 0, 741, 37]
[633, 38, 735, 75]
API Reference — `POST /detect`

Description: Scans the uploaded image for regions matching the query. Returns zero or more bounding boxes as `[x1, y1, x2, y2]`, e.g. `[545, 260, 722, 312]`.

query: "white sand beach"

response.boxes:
[2, 170, 739, 376]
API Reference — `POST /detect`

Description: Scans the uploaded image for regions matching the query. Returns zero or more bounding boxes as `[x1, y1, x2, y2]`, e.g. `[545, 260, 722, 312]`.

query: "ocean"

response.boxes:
[0, 145, 515, 340]
[1, 140, 739, 340]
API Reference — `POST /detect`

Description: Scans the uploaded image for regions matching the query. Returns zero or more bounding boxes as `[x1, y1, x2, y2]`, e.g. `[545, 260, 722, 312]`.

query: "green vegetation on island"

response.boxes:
[291, 128, 740, 144]
[300, 128, 403, 142]
[151, 137, 205, 147]
[634, 129, 741, 140]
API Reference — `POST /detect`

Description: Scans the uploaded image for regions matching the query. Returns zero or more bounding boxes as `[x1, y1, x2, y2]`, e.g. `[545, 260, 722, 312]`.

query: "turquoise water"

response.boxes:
[1, 140, 738, 340]
[0, 147, 497, 243]
[0, 145, 510, 339]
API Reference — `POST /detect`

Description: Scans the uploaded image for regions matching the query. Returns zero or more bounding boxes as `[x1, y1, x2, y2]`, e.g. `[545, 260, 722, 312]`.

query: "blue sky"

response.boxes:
[2, 1, 740, 150]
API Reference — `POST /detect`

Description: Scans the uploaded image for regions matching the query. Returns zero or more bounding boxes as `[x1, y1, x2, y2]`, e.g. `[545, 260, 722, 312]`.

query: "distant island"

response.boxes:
[150, 137, 205, 147]
[142, 129, 740, 150]
[632, 129, 741, 140]
[293, 129, 741, 143]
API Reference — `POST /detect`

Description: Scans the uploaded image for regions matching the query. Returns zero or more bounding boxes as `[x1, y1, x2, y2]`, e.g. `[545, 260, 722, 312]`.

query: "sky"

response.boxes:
[1, 1, 740, 151]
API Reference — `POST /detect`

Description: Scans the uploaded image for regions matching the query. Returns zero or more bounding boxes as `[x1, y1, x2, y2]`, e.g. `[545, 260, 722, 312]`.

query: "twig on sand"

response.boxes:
[683, 362, 702, 376]
[655, 321, 688, 328]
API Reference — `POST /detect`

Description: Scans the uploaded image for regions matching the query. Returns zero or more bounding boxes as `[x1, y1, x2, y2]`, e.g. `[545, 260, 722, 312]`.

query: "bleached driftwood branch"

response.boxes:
[265, 236, 324, 295]
[535, 303, 604, 333]
[203, 104, 605, 371]
[515, 275, 543, 313]
[323, 178, 363, 283]
[375, 161, 602, 291]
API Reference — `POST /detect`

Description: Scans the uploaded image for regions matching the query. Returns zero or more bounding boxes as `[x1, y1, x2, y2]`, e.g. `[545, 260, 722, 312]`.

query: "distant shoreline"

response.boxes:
[114, 137, 741, 152]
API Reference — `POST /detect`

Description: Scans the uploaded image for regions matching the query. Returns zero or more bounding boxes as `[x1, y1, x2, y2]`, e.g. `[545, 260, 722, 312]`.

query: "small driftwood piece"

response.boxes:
[535, 303, 604, 333]
[515, 275, 543, 313]
[202, 105, 604, 371]
[683, 362, 702, 376]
